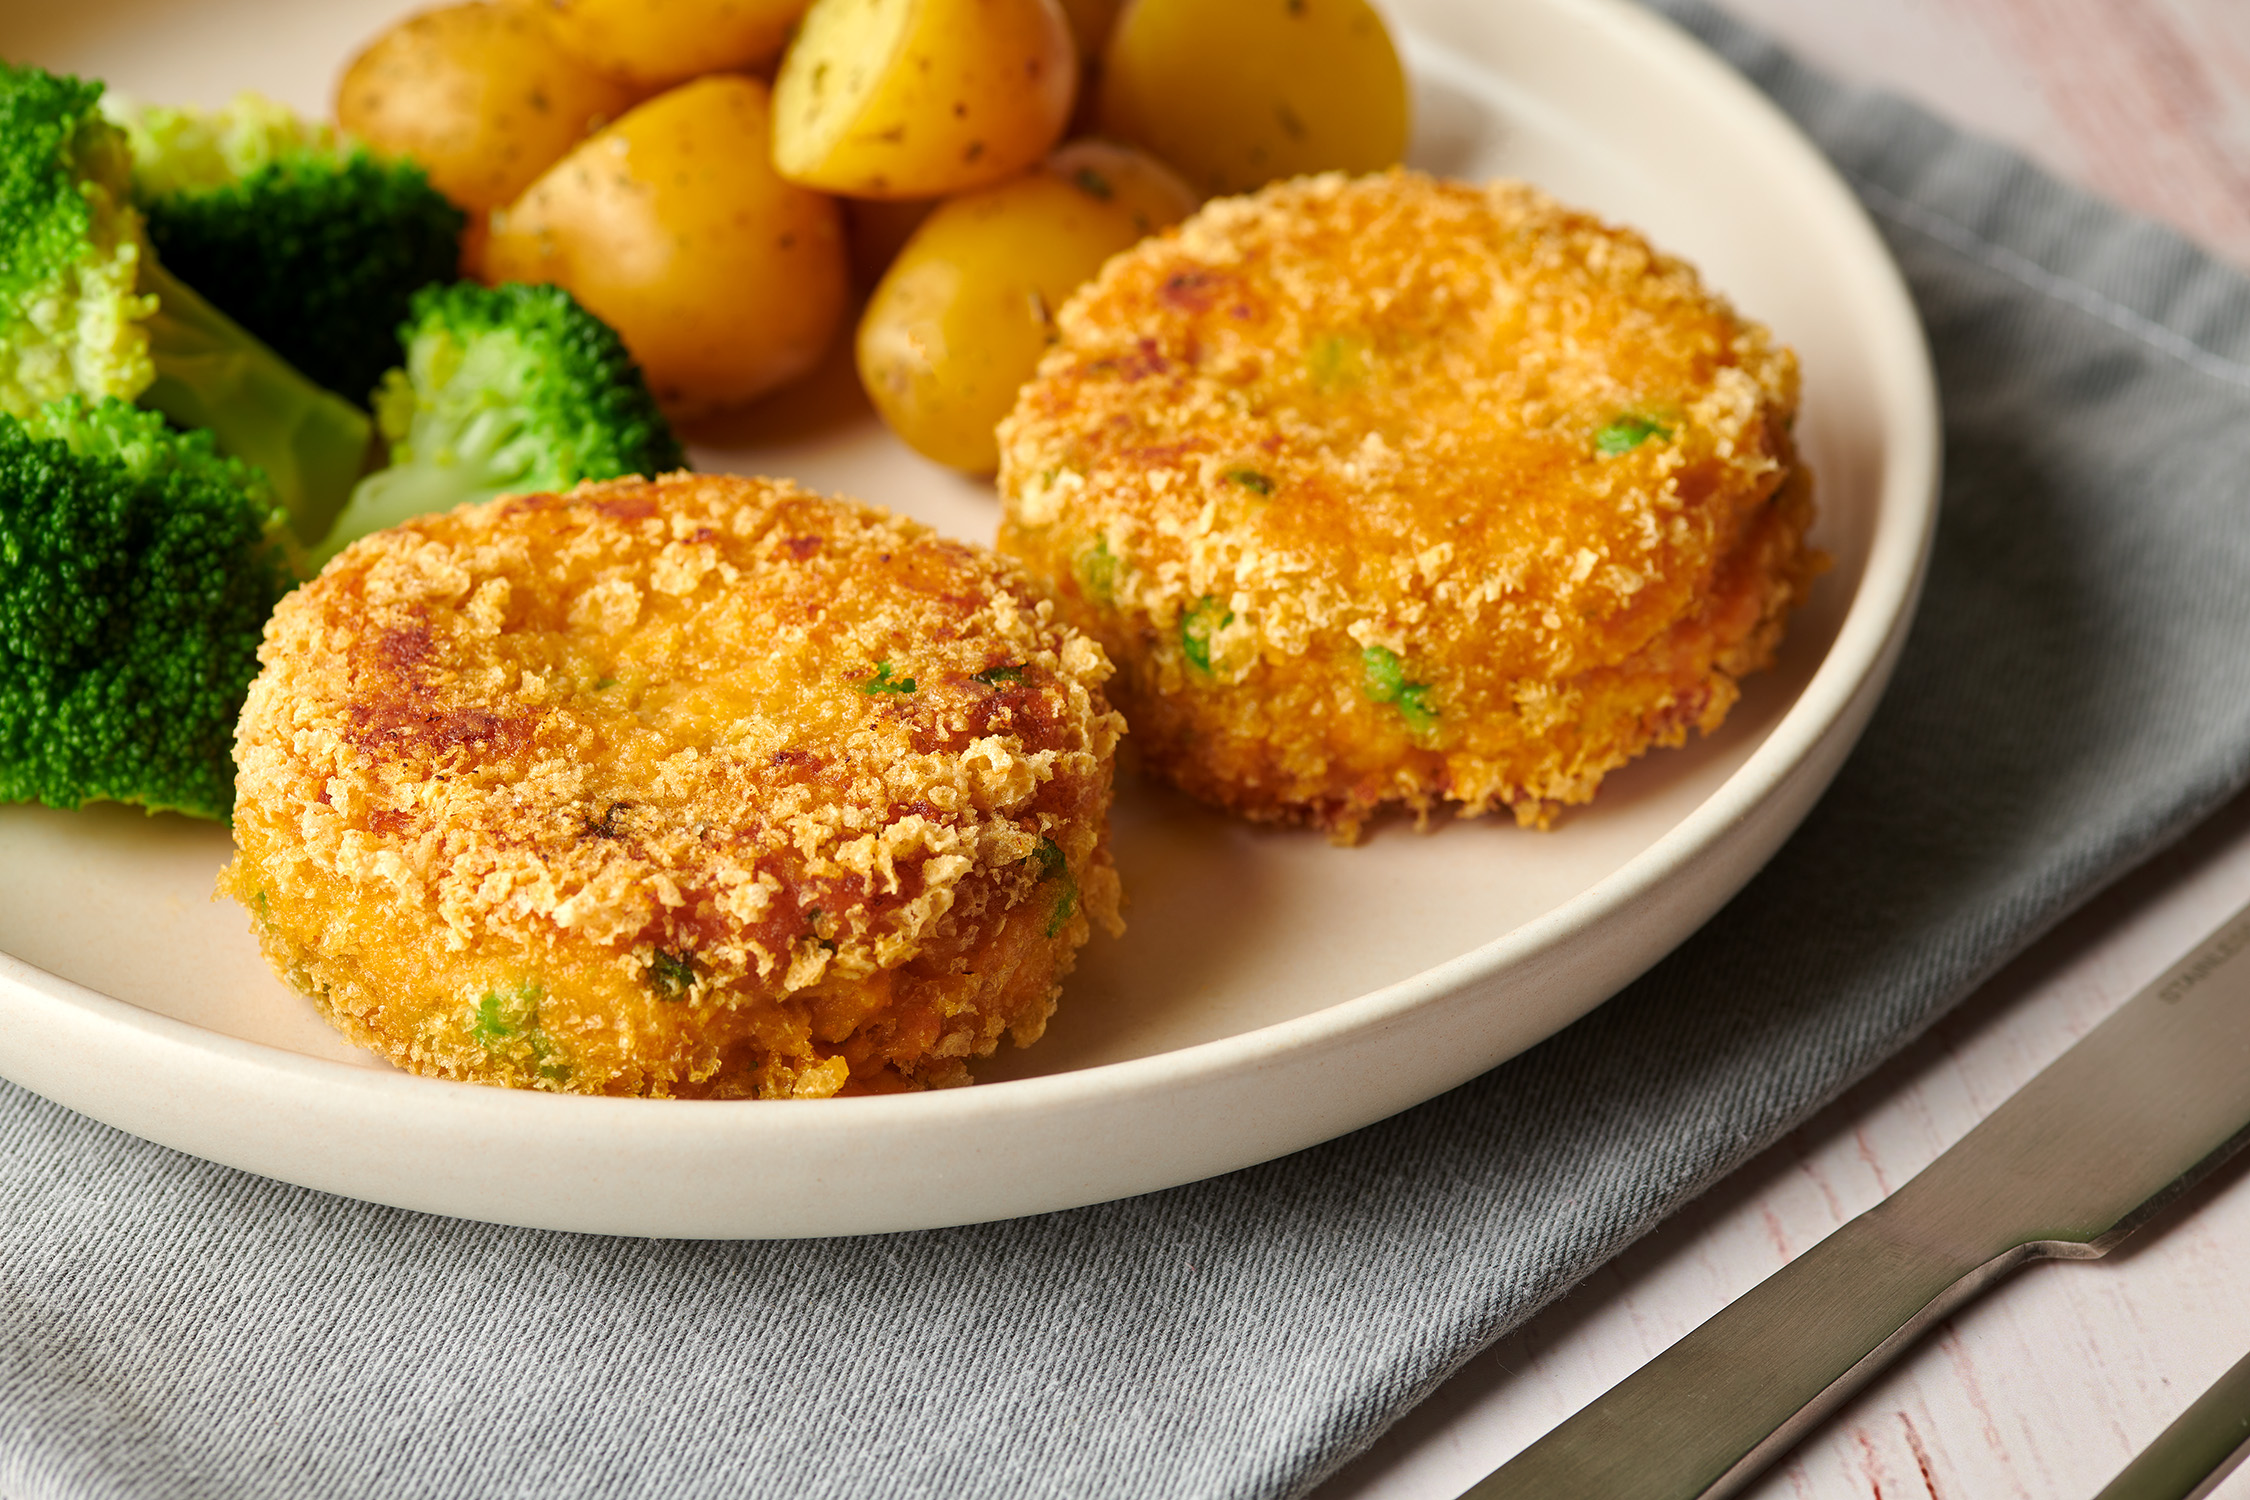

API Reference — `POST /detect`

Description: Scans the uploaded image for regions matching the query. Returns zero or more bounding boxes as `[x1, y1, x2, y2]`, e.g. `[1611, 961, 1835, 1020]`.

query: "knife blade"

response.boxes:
[1468, 895, 2250, 1500]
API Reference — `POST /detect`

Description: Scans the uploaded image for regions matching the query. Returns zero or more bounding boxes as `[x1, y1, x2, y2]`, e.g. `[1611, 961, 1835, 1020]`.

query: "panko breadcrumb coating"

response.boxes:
[221, 473, 1123, 1097]
[997, 169, 1821, 839]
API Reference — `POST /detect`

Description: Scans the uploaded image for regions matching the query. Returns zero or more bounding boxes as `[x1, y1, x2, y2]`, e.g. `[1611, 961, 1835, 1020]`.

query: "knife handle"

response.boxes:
[1467, 1188, 2069, 1500]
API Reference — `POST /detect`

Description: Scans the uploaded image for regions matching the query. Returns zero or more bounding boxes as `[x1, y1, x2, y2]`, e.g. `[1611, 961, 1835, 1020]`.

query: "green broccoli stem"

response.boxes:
[138, 257, 372, 545]
[307, 455, 480, 571]
[307, 402, 528, 569]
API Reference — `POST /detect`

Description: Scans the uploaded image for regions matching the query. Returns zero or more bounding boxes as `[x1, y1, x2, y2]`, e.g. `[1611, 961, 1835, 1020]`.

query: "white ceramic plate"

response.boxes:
[0, 0, 1938, 1237]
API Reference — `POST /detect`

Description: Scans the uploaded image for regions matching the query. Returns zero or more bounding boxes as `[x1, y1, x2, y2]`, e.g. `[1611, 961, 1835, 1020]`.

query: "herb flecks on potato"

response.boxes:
[1097, 0, 1409, 198]
[336, 2, 636, 213]
[772, 0, 1077, 199]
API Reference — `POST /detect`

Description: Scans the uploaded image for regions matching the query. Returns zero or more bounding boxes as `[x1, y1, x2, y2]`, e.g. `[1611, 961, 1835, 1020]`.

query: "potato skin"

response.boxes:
[771, 0, 1077, 199]
[1097, 0, 1409, 197]
[479, 74, 849, 419]
[530, 0, 811, 89]
[336, 2, 637, 212]
[857, 140, 1194, 472]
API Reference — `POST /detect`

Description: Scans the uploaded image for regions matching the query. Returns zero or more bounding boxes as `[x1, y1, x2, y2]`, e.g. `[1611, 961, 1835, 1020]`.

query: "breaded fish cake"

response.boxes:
[222, 473, 1123, 1097]
[997, 170, 1820, 839]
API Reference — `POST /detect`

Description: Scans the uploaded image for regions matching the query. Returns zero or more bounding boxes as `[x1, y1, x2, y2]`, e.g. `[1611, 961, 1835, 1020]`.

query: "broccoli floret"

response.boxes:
[0, 62, 370, 543]
[0, 396, 298, 821]
[313, 281, 686, 565]
[0, 66, 150, 415]
[105, 92, 466, 405]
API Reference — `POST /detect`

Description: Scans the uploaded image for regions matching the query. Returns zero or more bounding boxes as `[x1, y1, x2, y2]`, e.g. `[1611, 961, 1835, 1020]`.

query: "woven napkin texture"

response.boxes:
[9, 5, 2250, 1497]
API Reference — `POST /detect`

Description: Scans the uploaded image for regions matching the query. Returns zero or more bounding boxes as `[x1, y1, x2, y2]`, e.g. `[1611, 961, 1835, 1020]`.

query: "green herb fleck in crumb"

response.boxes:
[1181, 596, 1232, 674]
[1027, 838, 1077, 938]
[1397, 686, 1439, 736]
[469, 979, 543, 1047]
[973, 663, 1027, 687]
[469, 995, 513, 1043]
[1223, 468, 1273, 496]
[1078, 536, 1119, 601]
[648, 948, 697, 1001]
[461, 980, 571, 1084]
[1307, 333, 1368, 392]
[856, 661, 917, 695]
[1594, 414, 1670, 455]
[1361, 646, 1439, 736]
[1072, 166, 1114, 200]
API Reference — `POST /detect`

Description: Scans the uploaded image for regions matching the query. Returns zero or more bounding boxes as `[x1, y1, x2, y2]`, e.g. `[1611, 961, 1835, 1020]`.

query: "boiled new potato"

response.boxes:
[771, 0, 1076, 199]
[529, 0, 811, 89]
[858, 140, 1194, 470]
[480, 75, 849, 417]
[336, 2, 637, 212]
[1097, 0, 1409, 197]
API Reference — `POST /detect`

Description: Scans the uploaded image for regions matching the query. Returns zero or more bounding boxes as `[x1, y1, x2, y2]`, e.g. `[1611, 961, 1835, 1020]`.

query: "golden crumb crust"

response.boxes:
[997, 169, 1822, 838]
[222, 473, 1124, 1097]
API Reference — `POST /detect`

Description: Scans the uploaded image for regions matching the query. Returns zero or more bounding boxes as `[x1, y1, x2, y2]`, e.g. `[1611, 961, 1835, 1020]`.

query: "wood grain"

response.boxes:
[1721, 0, 2250, 271]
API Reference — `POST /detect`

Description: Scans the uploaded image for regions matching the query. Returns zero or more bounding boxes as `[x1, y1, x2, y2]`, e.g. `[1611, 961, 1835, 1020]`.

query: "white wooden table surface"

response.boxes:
[1319, 5, 2250, 1498]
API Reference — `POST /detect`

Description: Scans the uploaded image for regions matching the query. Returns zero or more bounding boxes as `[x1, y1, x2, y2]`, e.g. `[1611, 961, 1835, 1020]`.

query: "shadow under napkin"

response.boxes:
[8, 6, 2250, 1499]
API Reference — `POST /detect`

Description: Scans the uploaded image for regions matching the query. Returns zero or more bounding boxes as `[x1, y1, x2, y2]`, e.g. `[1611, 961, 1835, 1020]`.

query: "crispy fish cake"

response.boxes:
[222, 474, 1123, 1097]
[997, 170, 1820, 838]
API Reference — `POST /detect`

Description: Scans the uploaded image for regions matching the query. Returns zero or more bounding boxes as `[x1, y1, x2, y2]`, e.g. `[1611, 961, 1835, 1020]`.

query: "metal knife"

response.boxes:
[1469, 895, 2250, 1500]
[2090, 1341, 2250, 1500]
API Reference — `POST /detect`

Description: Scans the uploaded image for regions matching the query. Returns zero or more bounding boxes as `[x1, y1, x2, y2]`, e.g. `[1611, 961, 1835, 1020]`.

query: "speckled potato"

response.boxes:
[998, 171, 1821, 841]
[858, 140, 1194, 471]
[223, 473, 1125, 1098]
[530, 0, 812, 88]
[336, 2, 637, 212]
[771, 0, 1077, 199]
[480, 74, 849, 418]
[1096, 0, 1408, 197]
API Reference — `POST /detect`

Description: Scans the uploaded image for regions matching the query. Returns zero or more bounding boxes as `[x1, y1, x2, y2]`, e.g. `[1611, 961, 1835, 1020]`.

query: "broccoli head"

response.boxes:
[106, 92, 467, 405]
[0, 62, 370, 544]
[0, 396, 298, 821]
[313, 281, 687, 565]
[0, 65, 150, 415]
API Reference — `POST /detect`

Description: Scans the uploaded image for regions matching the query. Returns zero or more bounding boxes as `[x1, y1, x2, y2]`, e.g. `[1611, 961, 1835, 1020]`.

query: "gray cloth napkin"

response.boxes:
[9, 5, 2250, 1497]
